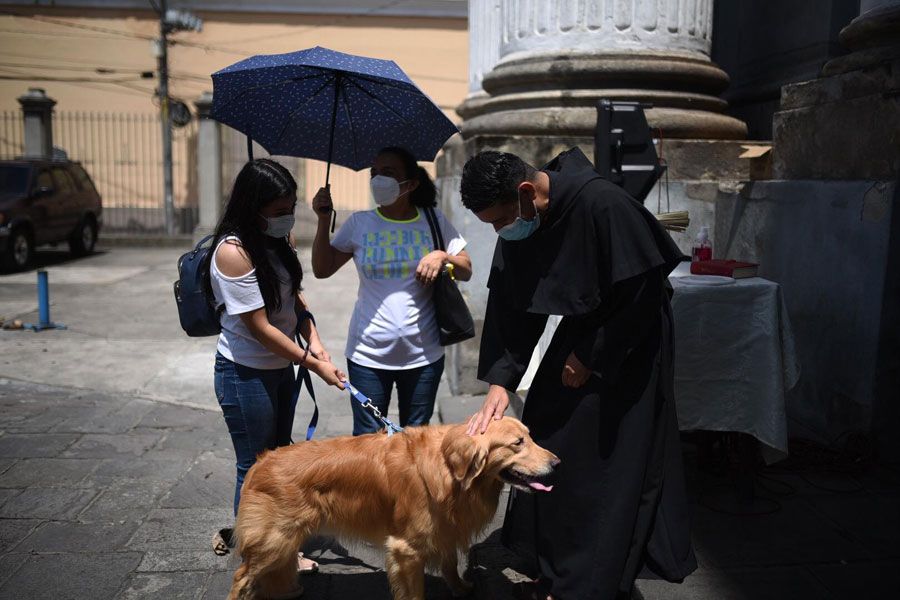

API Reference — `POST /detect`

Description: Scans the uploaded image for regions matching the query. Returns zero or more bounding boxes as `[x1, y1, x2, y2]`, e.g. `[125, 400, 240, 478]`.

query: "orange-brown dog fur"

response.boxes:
[227, 417, 558, 600]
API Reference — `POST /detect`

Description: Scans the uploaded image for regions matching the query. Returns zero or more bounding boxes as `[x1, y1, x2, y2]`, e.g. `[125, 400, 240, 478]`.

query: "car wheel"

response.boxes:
[69, 217, 97, 257]
[2, 228, 33, 271]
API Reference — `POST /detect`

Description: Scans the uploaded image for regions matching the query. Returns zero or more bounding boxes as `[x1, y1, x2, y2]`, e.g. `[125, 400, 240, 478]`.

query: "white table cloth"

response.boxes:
[518, 262, 799, 463]
[669, 261, 799, 462]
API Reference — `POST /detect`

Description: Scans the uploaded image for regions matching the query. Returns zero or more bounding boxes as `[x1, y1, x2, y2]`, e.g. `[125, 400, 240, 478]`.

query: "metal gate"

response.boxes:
[0, 110, 198, 235]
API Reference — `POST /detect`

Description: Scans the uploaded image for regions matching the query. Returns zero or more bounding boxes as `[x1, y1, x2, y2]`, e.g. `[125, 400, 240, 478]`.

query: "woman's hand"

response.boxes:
[416, 250, 447, 285]
[307, 337, 331, 364]
[308, 357, 346, 389]
[312, 186, 333, 218]
[467, 385, 510, 436]
[562, 352, 591, 388]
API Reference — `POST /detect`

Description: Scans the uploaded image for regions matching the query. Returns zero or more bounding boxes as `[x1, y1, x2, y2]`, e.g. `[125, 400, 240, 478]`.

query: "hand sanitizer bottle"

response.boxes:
[692, 226, 712, 262]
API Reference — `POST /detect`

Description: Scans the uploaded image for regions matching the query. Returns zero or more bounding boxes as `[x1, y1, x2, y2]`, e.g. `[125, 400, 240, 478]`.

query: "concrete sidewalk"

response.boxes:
[1, 245, 898, 599]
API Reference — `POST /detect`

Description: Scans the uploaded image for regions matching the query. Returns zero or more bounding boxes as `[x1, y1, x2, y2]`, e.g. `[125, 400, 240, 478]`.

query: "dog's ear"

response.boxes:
[443, 432, 488, 490]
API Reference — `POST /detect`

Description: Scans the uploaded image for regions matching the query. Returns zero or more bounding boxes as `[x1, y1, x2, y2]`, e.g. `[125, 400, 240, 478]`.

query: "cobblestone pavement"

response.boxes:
[2, 246, 898, 599]
[0, 246, 514, 599]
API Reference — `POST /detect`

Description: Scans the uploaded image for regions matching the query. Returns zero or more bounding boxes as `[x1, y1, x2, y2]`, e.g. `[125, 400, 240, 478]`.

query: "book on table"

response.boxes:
[690, 259, 759, 278]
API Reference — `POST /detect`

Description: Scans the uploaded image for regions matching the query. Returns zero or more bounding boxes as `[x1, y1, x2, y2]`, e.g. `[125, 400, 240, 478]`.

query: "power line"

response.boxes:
[0, 61, 150, 75]
[207, 0, 412, 47]
[0, 74, 143, 84]
[0, 50, 153, 70]
[0, 26, 149, 42]
[0, 9, 156, 42]
[0, 58, 210, 84]
[0, 7, 466, 87]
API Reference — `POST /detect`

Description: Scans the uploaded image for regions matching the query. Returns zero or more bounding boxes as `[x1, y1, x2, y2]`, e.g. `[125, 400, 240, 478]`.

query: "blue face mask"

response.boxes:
[498, 200, 540, 241]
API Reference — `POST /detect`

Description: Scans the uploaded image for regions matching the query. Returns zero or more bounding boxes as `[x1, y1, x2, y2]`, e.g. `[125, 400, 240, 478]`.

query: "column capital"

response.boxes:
[17, 88, 56, 113]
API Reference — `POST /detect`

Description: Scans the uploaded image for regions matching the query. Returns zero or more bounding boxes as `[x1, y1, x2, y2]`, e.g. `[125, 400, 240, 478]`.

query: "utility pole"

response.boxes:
[157, 0, 174, 236]
[154, 0, 201, 237]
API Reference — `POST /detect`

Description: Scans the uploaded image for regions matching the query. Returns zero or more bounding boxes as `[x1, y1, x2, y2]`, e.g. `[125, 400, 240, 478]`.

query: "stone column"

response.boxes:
[193, 91, 223, 241]
[17, 88, 55, 159]
[773, 0, 900, 180]
[462, 0, 747, 140]
[822, 0, 900, 76]
[458, 0, 503, 119]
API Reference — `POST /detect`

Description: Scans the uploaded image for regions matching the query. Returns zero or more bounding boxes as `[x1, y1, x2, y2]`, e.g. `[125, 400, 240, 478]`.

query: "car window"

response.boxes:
[0, 165, 30, 194]
[70, 165, 98, 195]
[34, 169, 53, 193]
[51, 168, 76, 194]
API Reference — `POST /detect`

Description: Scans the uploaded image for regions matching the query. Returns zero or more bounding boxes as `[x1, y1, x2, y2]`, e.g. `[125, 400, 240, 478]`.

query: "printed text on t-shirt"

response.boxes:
[360, 229, 434, 280]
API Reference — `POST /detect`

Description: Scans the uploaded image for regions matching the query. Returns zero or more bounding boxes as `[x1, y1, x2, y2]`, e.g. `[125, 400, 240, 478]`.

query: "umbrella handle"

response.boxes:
[320, 171, 335, 232]
[323, 74, 342, 233]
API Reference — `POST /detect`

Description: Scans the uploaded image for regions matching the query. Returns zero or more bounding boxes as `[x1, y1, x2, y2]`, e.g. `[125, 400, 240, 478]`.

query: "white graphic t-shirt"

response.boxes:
[331, 207, 466, 370]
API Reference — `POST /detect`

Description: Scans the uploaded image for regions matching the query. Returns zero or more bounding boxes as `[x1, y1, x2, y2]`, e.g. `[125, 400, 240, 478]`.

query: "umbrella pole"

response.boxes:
[324, 73, 341, 232]
[247, 135, 253, 161]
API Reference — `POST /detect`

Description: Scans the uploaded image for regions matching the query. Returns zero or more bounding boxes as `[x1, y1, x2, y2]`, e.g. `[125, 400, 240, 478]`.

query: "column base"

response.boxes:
[773, 58, 900, 180]
[462, 51, 747, 140]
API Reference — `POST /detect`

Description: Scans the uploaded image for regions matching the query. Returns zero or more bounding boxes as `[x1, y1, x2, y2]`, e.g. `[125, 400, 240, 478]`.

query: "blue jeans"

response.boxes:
[214, 352, 297, 516]
[346, 356, 444, 436]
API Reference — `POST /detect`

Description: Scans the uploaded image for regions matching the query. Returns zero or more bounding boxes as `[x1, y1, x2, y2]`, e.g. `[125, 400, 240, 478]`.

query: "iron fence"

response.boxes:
[54, 111, 198, 234]
[0, 111, 24, 159]
[0, 110, 198, 235]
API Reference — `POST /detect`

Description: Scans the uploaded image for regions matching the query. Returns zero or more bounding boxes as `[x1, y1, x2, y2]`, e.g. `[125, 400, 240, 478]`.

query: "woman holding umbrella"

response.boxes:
[311, 146, 472, 434]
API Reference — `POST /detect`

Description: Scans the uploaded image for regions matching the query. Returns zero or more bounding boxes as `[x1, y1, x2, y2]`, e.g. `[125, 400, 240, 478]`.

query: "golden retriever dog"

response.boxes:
[227, 417, 559, 600]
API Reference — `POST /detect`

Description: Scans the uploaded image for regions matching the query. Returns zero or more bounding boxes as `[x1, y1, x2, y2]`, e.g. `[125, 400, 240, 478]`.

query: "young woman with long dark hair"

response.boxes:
[204, 159, 344, 591]
[311, 146, 472, 435]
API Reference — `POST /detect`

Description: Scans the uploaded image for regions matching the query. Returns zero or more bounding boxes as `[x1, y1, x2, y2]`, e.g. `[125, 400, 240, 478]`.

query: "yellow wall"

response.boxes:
[0, 8, 467, 118]
[0, 8, 468, 214]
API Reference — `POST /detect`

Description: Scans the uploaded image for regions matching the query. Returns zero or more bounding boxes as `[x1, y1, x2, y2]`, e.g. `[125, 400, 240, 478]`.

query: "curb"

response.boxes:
[97, 234, 194, 248]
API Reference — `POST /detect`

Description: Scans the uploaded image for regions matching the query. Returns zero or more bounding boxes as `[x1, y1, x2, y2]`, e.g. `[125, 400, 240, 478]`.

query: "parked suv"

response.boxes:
[0, 158, 103, 271]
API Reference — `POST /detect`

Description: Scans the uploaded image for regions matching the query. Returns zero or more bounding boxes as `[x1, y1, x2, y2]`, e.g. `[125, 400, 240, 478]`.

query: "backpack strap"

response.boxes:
[292, 309, 319, 441]
[193, 234, 215, 258]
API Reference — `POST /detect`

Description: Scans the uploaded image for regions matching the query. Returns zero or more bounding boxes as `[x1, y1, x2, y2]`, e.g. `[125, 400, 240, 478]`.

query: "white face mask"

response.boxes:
[370, 175, 410, 207]
[262, 214, 294, 238]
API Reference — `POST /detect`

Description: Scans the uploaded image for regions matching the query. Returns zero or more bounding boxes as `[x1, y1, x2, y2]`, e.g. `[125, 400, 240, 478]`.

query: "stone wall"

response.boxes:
[711, 0, 857, 139]
[711, 180, 898, 457]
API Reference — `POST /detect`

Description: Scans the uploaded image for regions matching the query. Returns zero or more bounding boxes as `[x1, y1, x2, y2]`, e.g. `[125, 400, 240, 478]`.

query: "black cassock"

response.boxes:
[479, 148, 697, 599]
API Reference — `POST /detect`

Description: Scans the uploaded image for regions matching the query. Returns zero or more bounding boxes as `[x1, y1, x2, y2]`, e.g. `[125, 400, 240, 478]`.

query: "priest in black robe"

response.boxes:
[460, 148, 696, 600]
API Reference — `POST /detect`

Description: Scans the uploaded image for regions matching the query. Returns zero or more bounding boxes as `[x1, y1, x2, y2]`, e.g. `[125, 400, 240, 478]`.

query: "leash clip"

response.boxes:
[344, 381, 404, 436]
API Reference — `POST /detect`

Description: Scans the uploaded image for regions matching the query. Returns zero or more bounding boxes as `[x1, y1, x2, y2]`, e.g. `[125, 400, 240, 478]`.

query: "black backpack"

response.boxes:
[174, 235, 223, 337]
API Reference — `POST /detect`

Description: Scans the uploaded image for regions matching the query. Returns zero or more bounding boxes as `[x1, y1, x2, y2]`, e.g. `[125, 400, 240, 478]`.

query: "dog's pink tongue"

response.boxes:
[529, 481, 553, 492]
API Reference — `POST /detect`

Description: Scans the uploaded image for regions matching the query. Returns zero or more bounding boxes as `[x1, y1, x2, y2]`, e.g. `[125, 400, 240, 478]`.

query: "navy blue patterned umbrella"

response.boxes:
[210, 46, 459, 185]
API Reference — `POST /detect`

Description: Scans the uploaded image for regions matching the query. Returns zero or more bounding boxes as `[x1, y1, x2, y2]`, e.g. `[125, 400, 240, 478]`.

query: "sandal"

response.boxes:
[212, 527, 234, 556]
[297, 552, 319, 574]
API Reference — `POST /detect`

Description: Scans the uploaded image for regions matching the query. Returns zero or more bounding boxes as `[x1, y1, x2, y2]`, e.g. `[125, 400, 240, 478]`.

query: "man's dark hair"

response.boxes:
[460, 150, 536, 213]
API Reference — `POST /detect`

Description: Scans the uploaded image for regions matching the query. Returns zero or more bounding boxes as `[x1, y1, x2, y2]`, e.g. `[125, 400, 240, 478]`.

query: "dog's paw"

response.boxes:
[449, 578, 474, 598]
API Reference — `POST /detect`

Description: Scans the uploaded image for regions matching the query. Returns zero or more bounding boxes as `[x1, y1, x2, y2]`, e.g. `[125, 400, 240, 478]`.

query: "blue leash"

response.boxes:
[292, 310, 402, 440]
[293, 310, 319, 441]
[344, 380, 404, 436]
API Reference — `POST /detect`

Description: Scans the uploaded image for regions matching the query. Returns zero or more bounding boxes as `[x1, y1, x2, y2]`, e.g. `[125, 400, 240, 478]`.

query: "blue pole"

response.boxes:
[37, 270, 50, 327]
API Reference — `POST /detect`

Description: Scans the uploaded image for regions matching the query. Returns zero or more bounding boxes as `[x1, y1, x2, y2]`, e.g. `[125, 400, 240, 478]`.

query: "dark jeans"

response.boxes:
[214, 352, 297, 516]
[346, 356, 444, 435]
